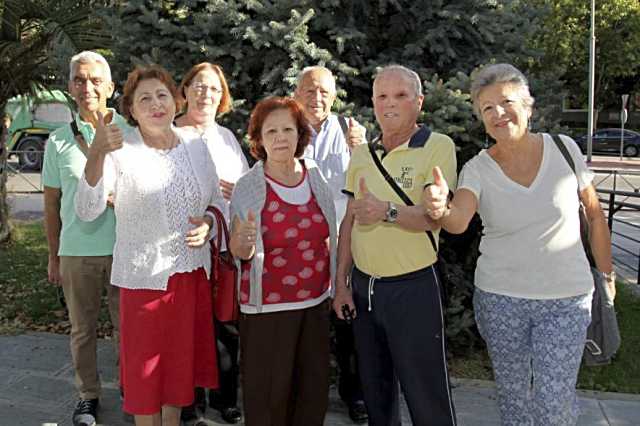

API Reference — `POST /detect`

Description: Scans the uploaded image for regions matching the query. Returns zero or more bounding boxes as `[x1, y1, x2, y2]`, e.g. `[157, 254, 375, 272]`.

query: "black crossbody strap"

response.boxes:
[337, 115, 349, 139]
[551, 134, 595, 265]
[367, 142, 438, 252]
[551, 134, 576, 174]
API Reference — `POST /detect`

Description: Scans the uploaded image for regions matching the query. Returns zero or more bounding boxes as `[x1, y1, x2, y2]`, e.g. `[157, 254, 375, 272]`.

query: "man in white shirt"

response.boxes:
[294, 65, 368, 424]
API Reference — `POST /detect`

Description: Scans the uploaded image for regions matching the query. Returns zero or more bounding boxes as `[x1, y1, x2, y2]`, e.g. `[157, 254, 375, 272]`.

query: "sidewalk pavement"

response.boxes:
[587, 155, 640, 171]
[1, 332, 639, 425]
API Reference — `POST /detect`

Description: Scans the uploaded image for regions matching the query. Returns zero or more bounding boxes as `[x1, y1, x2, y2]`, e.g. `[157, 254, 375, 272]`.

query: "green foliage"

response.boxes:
[102, 0, 346, 134]
[528, 0, 640, 110]
[0, 0, 112, 243]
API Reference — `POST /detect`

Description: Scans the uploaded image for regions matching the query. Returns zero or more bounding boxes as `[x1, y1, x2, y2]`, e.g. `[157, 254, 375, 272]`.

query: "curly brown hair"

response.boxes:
[247, 97, 311, 161]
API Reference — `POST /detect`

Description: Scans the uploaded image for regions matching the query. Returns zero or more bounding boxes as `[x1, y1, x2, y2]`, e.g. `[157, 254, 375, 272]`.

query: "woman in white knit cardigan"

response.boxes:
[75, 65, 226, 426]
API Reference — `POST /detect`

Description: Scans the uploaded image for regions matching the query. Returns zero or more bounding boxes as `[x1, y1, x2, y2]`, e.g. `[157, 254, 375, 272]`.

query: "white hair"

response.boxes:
[470, 63, 535, 116]
[295, 66, 336, 93]
[69, 51, 112, 82]
[374, 65, 422, 98]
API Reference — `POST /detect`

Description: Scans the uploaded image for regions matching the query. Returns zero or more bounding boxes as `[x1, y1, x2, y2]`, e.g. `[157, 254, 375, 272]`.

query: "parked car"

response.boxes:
[574, 128, 640, 157]
[4, 90, 73, 170]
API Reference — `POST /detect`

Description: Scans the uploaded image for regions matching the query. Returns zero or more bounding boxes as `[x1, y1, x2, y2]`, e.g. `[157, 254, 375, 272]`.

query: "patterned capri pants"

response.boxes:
[473, 288, 592, 426]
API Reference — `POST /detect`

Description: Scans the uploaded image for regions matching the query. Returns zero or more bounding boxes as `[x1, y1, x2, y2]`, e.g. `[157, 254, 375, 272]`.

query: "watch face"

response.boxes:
[386, 204, 398, 222]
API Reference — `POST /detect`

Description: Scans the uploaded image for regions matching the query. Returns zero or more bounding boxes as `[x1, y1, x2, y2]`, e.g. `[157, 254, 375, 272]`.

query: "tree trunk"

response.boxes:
[0, 122, 11, 243]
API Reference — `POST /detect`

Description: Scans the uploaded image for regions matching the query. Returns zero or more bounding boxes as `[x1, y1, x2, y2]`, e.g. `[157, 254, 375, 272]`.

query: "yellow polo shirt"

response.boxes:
[343, 126, 457, 277]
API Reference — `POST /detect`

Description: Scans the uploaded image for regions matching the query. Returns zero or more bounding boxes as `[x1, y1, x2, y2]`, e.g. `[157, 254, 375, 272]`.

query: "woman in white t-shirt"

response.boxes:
[175, 62, 249, 424]
[423, 64, 614, 426]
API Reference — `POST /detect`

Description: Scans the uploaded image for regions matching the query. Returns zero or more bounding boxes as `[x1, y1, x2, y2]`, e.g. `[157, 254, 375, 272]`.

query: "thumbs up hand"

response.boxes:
[353, 177, 387, 225]
[230, 209, 258, 259]
[422, 167, 450, 220]
[90, 110, 124, 156]
[346, 117, 366, 149]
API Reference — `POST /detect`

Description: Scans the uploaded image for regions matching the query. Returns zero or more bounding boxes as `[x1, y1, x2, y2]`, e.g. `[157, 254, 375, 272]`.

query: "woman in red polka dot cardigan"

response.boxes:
[229, 96, 337, 426]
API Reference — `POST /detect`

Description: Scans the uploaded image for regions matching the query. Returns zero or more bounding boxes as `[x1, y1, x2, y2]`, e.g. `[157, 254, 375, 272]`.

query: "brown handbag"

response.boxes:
[206, 206, 239, 322]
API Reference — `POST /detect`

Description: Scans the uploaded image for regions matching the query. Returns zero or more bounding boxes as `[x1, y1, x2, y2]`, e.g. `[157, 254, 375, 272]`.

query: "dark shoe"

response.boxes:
[119, 388, 134, 423]
[220, 406, 242, 424]
[194, 387, 207, 413]
[181, 402, 198, 421]
[72, 398, 99, 426]
[122, 411, 134, 424]
[348, 400, 368, 424]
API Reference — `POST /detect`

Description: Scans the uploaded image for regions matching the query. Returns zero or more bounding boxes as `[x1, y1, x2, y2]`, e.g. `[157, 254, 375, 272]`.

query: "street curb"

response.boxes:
[451, 377, 640, 402]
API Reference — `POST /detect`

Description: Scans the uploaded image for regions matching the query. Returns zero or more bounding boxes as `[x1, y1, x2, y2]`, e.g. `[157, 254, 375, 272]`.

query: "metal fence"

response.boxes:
[593, 169, 640, 283]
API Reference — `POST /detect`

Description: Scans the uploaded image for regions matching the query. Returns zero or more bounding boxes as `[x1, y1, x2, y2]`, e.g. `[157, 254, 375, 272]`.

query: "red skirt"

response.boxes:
[119, 268, 218, 415]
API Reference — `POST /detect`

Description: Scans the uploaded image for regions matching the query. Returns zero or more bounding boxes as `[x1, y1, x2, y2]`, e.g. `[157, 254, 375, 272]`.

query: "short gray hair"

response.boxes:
[470, 63, 534, 116]
[69, 51, 112, 82]
[374, 65, 422, 98]
[295, 66, 336, 93]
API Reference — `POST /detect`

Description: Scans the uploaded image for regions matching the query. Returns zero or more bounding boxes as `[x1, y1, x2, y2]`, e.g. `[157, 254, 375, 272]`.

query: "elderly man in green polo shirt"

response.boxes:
[42, 51, 129, 426]
[333, 65, 458, 426]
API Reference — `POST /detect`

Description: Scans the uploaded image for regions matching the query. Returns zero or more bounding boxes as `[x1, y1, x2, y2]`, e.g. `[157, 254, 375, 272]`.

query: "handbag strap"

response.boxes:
[367, 140, 438, 252]
[206, 205, 231, 255]
[551, 134, 576, 174]
[550, 134, 595, 265]
[337, 115, 349, 139]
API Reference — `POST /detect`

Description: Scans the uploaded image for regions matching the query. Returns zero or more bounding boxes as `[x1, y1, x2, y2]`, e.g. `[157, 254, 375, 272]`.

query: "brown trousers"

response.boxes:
[240, 300, 330, 426]
[60, 255, 119, 400]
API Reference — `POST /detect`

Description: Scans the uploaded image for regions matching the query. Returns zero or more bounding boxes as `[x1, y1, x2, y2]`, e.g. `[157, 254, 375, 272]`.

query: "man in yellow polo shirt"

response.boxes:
[333, 65, 458, 426]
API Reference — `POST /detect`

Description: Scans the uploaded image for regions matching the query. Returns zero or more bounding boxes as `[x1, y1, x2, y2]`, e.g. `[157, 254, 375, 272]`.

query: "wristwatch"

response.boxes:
[602, 270, 616, 282]
[384, 202, 398, 223]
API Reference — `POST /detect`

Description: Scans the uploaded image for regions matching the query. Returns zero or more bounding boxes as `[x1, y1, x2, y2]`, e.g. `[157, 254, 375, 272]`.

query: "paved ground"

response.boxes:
[0, 332, 639, 426]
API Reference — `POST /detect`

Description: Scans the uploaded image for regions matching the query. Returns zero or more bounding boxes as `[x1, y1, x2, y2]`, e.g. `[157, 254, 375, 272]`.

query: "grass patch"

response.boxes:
[0, 220, 113, 336]
[450, 283, 640, 394]
[577, 283, 640, 393]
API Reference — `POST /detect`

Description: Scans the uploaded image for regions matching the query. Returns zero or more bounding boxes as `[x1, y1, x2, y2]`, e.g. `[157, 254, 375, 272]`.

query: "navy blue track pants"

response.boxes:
[351, 265, 457, 426]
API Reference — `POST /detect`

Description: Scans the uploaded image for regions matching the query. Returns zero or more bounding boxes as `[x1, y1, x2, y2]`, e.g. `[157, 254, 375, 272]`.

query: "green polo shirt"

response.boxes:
[42, 110, 130, 256]
[343, 126, 457, 277]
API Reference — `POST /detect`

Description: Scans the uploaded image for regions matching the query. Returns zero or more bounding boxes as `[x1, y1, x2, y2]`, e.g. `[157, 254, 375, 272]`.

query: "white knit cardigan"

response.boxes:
[75, 127, 227, 290]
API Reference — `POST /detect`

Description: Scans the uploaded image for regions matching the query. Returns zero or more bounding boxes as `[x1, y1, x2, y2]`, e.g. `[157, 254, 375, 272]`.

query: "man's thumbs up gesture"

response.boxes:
[230, 209, 257, 260]
[422, 166, 449, 220]
[90, 110, 123, 156]
[353, 177, 387, 225]
[346, 117, 366, 150]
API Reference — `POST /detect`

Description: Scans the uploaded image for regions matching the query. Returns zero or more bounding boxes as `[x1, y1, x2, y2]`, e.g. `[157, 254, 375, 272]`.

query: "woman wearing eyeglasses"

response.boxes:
[175, 62, 248, 424]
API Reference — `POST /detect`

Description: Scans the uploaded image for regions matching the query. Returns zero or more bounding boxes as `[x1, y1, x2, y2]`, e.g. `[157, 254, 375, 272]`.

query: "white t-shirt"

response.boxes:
[458, 133, 594, 299]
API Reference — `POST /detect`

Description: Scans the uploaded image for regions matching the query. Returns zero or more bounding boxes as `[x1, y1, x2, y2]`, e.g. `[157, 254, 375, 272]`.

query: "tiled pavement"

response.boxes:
[1, 333, 639, 425]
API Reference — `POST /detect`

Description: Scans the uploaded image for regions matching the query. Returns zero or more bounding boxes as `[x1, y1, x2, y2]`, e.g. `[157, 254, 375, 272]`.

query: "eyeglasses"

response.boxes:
[191, 83, 222, 95]
[71, 77, 106, 88]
